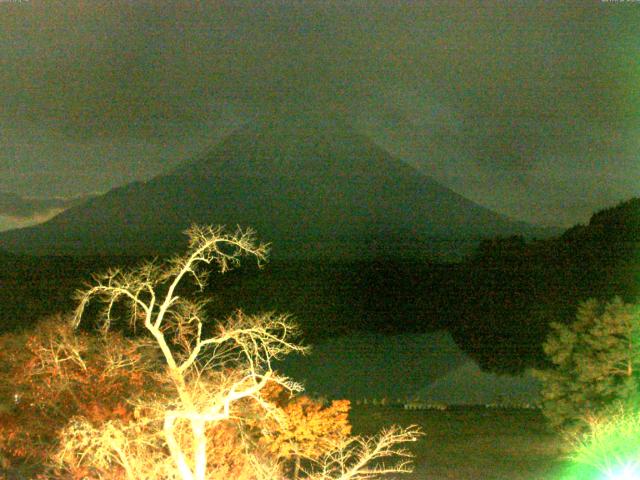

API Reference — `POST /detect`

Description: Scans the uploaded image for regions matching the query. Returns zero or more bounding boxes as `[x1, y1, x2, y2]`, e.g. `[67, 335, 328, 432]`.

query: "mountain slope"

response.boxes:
[449, 196, 640, 373]
[0, 115, 546, 258]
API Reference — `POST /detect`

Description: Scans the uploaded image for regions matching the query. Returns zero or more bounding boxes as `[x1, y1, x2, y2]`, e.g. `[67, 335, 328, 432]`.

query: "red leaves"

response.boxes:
[0, 316, 150, 472]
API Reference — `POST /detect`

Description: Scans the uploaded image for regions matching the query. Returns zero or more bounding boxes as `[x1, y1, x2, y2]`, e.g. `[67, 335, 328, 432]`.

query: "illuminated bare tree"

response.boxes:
[61, 225, 421, 480]
[303, 425, 422, 480]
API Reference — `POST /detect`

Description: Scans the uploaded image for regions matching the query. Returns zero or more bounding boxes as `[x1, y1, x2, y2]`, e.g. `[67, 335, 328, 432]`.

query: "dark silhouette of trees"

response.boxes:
[451, 198, 640, 373]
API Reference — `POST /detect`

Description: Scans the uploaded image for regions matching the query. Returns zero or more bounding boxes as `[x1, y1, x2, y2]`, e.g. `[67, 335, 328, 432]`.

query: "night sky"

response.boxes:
[1, 1, 638, 231]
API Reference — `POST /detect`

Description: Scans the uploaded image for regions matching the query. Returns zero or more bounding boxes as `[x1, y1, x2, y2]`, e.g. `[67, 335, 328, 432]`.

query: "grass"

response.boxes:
[348, 405, 570, 480]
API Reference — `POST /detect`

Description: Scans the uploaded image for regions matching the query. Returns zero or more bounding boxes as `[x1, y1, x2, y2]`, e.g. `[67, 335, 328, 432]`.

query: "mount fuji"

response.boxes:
[0, 114, 547, 259]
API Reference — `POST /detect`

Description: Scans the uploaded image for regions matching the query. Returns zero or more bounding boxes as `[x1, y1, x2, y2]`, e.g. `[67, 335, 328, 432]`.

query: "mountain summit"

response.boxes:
[0, 115, 545, 258]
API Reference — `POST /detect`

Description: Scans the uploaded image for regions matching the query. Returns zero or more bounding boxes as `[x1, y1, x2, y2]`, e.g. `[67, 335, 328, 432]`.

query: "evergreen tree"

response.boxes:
[534, 297, 640, 433]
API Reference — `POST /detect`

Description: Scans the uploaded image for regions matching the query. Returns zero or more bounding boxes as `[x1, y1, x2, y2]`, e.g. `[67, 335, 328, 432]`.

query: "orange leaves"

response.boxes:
[258, 384, 352, 462]
[201, 380, 353, 478]
[0, 316, 354, 480]
[80, 401, 132, 425]
[203, 421, 262, 480]
[111, 403, 129, 420]
[0, 315, 155, 473]
[19, 320, 147, 416]
[283, 397, 351, 456]
[0, 408, 52, 463]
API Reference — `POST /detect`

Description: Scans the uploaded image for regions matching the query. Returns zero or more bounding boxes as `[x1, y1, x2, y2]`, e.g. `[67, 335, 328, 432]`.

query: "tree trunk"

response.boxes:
[192, 419, 208, 480]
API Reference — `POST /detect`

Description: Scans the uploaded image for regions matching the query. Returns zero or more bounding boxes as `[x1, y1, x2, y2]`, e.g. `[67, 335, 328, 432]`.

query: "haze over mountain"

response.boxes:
[0, 191, 95, 232]
[0, 114, 553, 259]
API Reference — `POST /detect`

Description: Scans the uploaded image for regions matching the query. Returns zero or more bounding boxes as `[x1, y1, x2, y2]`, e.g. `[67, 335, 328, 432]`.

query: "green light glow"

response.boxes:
[559, 405, 640, 480]
[604, 462, 640, 480]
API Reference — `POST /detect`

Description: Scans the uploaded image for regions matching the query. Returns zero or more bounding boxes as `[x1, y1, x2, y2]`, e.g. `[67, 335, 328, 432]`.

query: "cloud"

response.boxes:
[1, 2, 632, 133]
[0, 191, 90, 221]
[0, 1, 637, 225]
[0, 210, 66, 234]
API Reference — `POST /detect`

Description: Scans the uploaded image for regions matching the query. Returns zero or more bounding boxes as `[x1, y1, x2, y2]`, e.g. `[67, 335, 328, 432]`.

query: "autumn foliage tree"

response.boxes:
[0, 316, 157, 473]
[188, 382, 352, 480]
[50, 225, 420, 480]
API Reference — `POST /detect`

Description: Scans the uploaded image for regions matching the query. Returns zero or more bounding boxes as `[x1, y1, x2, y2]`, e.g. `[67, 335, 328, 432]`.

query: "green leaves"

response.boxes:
[534, 297, 640, 433]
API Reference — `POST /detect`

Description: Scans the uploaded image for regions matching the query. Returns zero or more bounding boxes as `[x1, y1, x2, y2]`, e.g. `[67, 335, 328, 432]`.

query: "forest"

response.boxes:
[0, 197, 638, 375]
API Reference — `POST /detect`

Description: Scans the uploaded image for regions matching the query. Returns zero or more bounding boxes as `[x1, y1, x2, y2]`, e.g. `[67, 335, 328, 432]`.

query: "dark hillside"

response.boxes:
[451, 198, 640, 374]
[0, 199, 640, 378]
[0, 198, 635, 374]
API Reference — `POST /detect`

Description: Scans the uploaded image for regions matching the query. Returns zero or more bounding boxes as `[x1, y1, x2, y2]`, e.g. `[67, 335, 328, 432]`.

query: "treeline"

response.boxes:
[0, 198, 637, 375]
[451, 197, 640, 373]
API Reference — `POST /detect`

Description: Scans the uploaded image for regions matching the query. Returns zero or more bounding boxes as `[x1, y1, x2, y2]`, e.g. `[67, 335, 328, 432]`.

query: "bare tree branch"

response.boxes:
[301, 425, 423, 480]
[59, 225, 420, 480]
